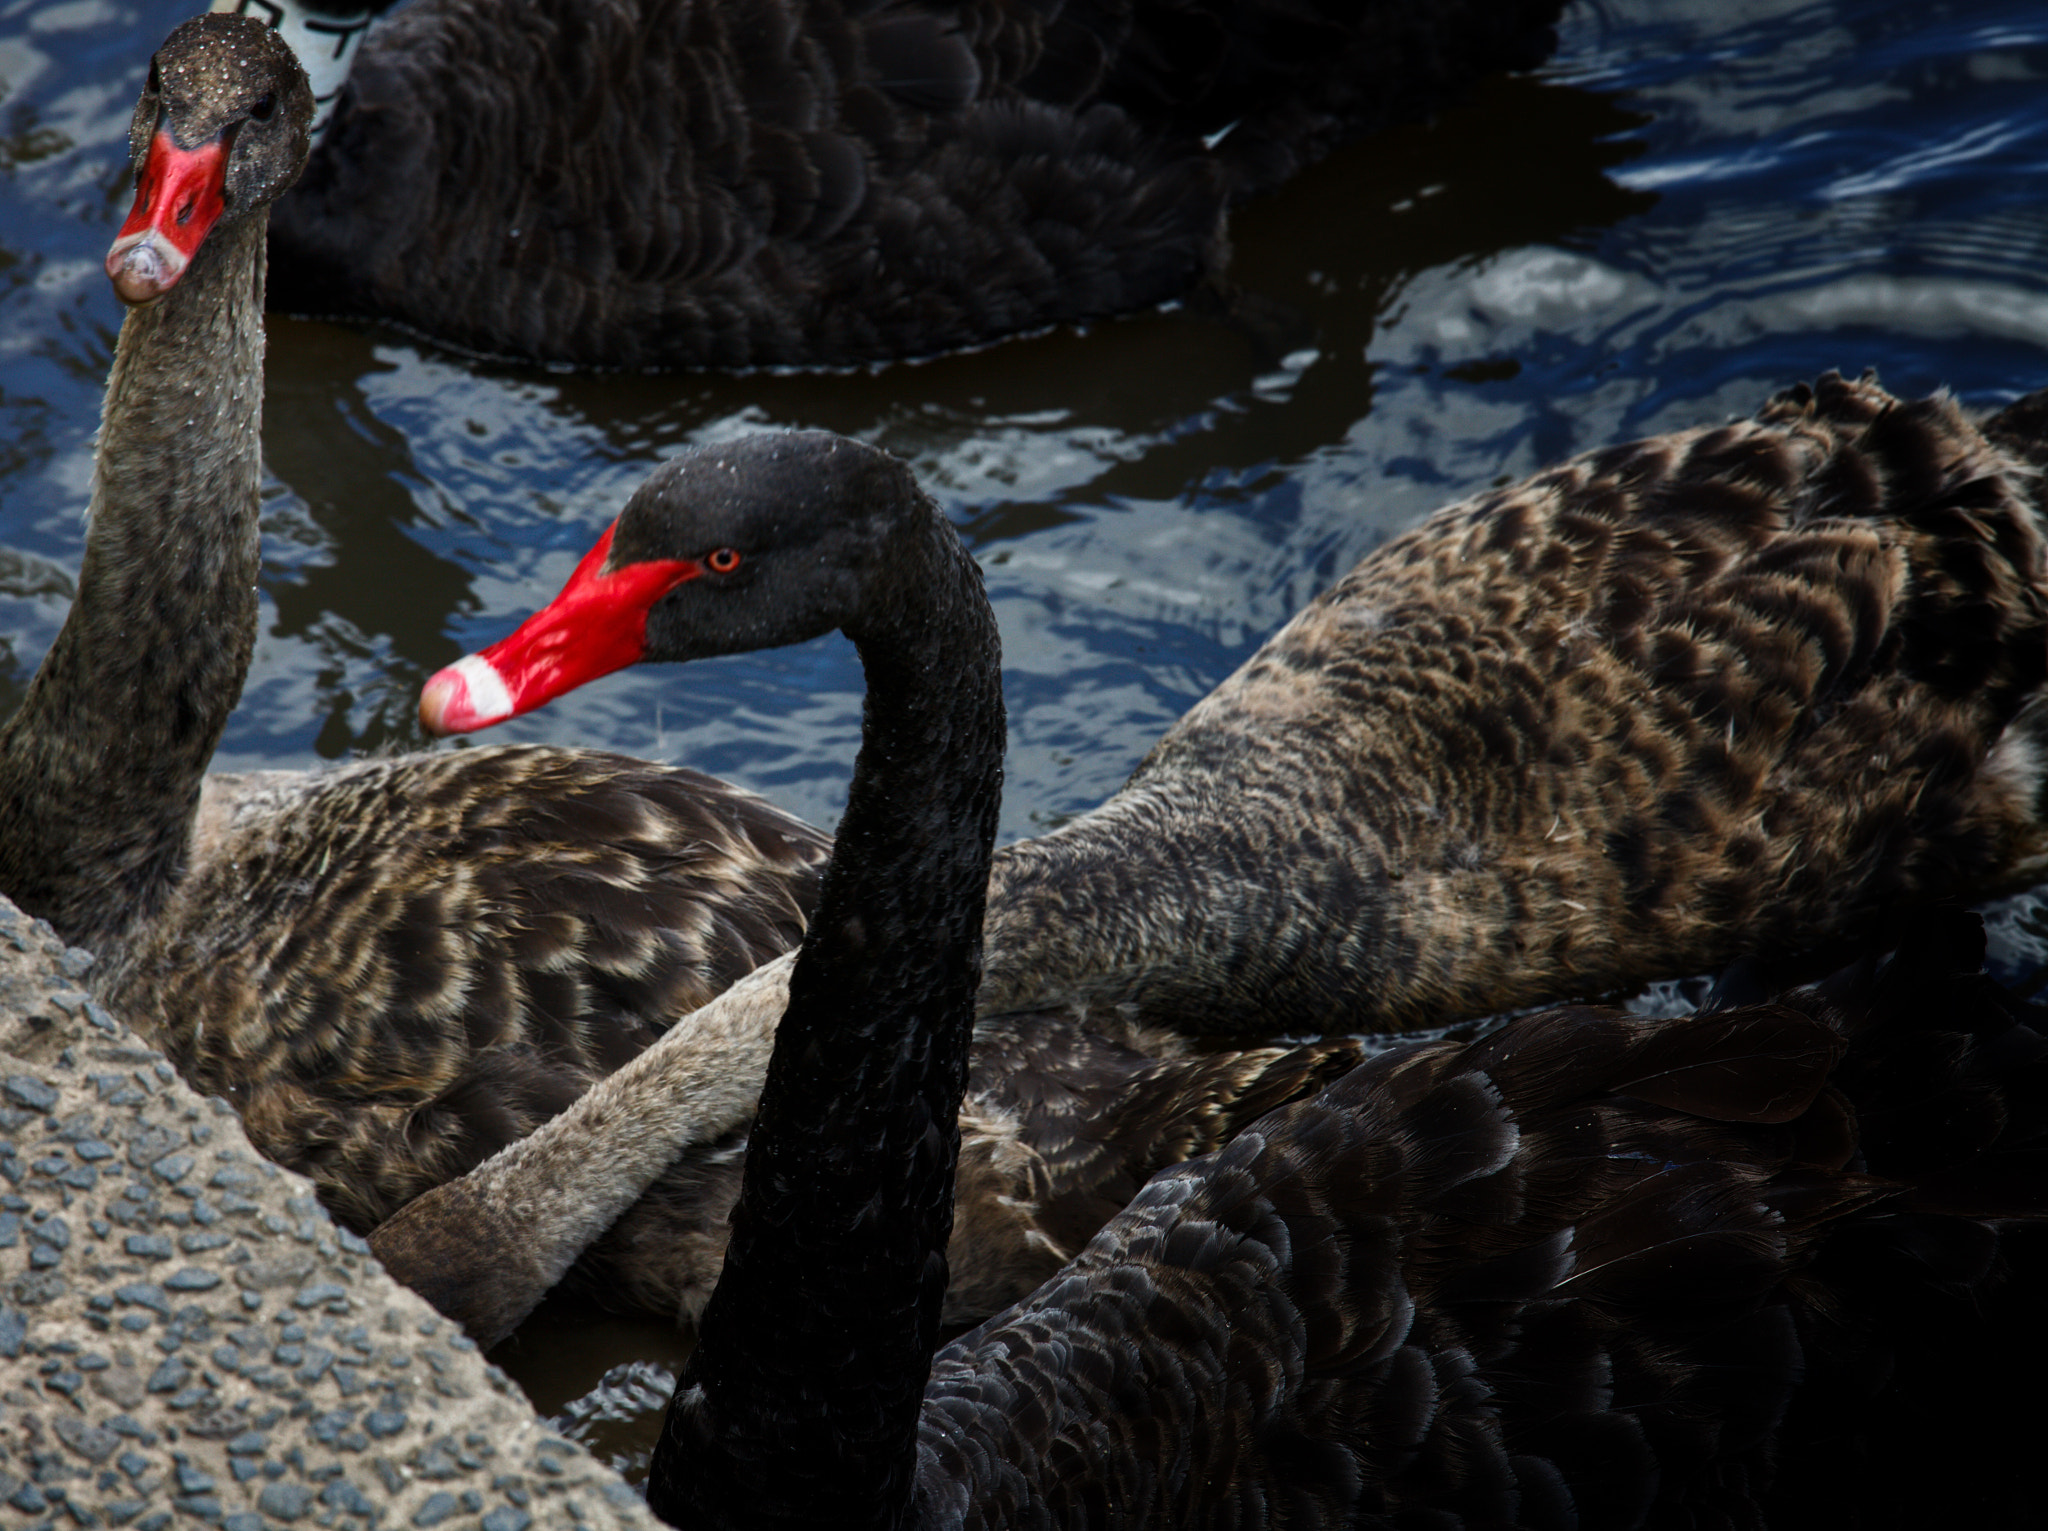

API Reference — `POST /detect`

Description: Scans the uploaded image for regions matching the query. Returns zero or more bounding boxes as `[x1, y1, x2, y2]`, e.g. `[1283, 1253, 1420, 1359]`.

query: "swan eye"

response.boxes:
[707, 548, 742, 574]
[250, 92, 276, 122]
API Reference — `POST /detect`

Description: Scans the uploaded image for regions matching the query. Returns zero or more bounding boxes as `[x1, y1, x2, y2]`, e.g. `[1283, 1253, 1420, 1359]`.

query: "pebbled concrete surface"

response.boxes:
[0, 894, 663, 1531]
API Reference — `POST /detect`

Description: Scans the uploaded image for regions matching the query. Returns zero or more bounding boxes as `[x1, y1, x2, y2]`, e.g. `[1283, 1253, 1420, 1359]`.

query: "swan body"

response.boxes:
[432, 371, 2048, 1037]
[254, 0, 1566, 367]
[386, 373, 2048, 1342]
[110, 747, 827, 1233]
[895, 921, 2048, 1528]
[0, 12, 828, 1275]
[557, 428, 2048, 1527]
[977, 372, 2048, 1032]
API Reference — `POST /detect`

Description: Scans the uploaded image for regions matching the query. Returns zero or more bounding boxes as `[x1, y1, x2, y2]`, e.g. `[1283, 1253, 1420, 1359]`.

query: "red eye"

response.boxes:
[708, 548, 741, 573]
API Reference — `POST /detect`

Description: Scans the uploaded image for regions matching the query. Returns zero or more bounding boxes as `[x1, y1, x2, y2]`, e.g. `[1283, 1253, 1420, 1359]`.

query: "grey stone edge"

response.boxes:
[0, 893, 662, 1531]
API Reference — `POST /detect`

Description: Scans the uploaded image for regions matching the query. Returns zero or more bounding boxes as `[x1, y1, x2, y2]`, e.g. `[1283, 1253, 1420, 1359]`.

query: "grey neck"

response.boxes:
[0, 215, 268, 949]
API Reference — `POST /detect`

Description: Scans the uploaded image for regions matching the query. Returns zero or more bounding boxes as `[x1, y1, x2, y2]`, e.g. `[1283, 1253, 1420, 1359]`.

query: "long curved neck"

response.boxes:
[0, 216, 267, 950]
[979, 782, 1233, 1017]
[976, 736, 1402, 1033]
[649, 517, 1006, 1531]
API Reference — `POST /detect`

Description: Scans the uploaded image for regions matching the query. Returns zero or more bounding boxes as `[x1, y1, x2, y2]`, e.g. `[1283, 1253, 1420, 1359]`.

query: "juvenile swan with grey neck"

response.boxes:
[0, 14, 818, 1304]
[597, 430, 2048, 1527]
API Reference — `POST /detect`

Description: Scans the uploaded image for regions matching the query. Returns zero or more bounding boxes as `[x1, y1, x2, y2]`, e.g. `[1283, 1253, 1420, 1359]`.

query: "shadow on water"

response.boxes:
[489, 1307, 696, 1485]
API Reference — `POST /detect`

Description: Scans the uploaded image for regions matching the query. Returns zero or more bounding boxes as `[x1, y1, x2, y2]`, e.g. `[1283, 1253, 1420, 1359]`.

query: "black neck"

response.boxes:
[649, 517, 1005, 1530]
[0, 216, 268, 950]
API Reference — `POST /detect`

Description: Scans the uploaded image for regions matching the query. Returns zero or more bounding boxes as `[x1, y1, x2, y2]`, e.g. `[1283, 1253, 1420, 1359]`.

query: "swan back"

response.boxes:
[430, 374, 2048, 1038]
[263, 0, 1566, 366]
[978, 373, 2048, 1031]
[917, 918, 2048, 1526]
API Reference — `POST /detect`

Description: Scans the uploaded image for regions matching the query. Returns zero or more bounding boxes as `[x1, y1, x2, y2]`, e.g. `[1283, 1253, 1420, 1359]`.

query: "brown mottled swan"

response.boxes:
[386, 373, 2048, 1340]
[380, 374, 2048, 1350]
[429, 374, 2048, 1039]
[478, 428, 2048, 1526]
[0, 17, 1377, 1345]
[222, 0, 1568, 368]
[0, 7, 817, 1286]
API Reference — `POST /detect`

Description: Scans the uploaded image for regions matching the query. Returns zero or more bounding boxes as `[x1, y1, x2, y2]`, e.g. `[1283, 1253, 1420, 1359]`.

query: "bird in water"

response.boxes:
[425, 371, 2048, 1043]
[0, 15, 1375, 1346]
[386, 366, 2048, 1346]
[209, 0, 1567, 367]
[444, 427, 2048, 1528]
[36, 17, 2048, 1373]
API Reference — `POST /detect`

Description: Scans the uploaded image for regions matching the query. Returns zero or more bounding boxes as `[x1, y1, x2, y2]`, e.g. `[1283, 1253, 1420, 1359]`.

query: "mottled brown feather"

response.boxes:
[99, 746, 827, 1236]
[982, 372, 2048, 1035]
[376, 373, 2048, 1344]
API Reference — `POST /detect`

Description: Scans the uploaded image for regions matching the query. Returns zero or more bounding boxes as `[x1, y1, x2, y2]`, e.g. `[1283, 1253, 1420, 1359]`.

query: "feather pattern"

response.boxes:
[263, 0, 1566, 367]
[980, 372, 2048, 1033]
[910, 920, 2048, 1528]
[382, 372, 2048, 1345]
[104, 747, 825, 1232]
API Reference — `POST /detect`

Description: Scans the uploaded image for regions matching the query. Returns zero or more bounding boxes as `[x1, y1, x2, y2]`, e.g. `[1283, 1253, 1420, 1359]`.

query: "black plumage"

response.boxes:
[260, 0, 1566, 367]
[584, 426, 2048, 1527]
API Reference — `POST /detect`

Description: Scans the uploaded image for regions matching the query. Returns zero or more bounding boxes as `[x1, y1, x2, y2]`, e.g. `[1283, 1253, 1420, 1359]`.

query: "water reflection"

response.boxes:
[231, 68, 1656, 833]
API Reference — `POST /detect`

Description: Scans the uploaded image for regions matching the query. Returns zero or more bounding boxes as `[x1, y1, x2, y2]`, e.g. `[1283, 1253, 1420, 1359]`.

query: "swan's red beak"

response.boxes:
[420, 521, 702, 736]
[107, 129, 230, 305]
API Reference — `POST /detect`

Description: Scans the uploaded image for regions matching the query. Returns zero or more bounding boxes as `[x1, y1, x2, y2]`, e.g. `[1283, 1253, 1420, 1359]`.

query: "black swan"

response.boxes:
[426, 370, 2048, 1039]
[392, 374, 2048, 1339]
[533, 427, 2048, 1526]
[219, 0, 1568, 368]
[0, 15, 1377, 1345]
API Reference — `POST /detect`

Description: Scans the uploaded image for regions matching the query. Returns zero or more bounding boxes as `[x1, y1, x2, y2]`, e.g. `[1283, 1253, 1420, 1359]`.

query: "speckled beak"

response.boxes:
[106, 129, 229, 305]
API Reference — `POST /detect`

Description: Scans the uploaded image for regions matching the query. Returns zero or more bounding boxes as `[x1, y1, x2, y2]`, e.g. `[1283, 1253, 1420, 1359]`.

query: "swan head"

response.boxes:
[421, 432, 932, 736]
[107, 16, 313, 306]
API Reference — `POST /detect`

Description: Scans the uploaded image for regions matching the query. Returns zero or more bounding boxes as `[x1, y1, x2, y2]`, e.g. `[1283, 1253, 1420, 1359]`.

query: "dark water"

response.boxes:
[6, 0, 2048, 1484]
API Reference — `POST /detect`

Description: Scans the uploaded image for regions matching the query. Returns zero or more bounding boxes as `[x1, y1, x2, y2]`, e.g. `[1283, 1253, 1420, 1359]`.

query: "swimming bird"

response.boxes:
[0, 17, 1368, 1343]
[385, 373, 2048, 1344]
[493, 427, 2048, 1527]
[45, 20, 2048, 1360]
[0, 1, 825, 1262]
[240, 0, 1567, 367]
[426, 371, 2048, 1039]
